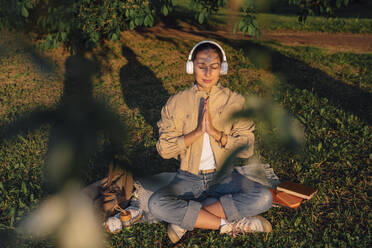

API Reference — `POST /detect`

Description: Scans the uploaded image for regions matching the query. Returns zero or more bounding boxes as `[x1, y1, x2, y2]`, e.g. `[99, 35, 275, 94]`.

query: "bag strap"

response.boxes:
[104, 161, 125, 189]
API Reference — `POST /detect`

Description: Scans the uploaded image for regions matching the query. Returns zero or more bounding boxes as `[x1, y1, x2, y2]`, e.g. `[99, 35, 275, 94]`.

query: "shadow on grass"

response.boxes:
[0, 33, 58, 77]
[0, 45, 5, 62]
[147, 29, 371, 123]
[119, 45, 169, 131]
[119, 45, 178, 175]
[0, 39, 180, 246]
[232, 41, 372, 124]
[232, 39, 372, 124]
[0, 45, 130, 192]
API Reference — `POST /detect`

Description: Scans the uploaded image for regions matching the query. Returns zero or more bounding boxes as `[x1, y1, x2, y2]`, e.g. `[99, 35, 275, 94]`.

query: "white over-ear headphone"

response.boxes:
[186, 40, 228, 75]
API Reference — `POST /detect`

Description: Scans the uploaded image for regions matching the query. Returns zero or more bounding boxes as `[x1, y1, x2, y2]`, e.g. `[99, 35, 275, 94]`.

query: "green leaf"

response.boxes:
[198, 12, 204, 24]
[144, 15, 150, 26]
[162, 6, 168, 16]
[61, 32, 67, 41]
[9, 208, 15, 227]
[135, 17, 144, 26]
[211, 145, 248, 186]
[21, 7, 29, 18]
[242, 26, 248, 35]
[21, 182, 27, 194]
[336, 0, 342, 8]
[294, 217, 301, 227]
[0, 182, 3, 191]
[0, 223, 10, 230]
[25, 1, 32, 8]
[238, 20, 245, 30]
[252, 18, 258, 28]
[247, 25, 255, 36]
[129, 20, 135, 30]
[111, 33, 118, 41]
[317, 142, 323, 152]
[52, 38, 58, 48]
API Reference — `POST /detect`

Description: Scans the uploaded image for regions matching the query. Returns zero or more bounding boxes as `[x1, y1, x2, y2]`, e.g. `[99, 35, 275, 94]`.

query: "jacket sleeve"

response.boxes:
[224, 118, 255, 158]
[156, 98, 187, 159]
[223, 96, 255, 158]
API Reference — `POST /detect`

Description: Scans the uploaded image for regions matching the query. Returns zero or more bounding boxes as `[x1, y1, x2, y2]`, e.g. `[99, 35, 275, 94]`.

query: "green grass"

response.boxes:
[172, 0, 372, 33]
[0, 27, 371, 248]
[257, 14, 372, 33]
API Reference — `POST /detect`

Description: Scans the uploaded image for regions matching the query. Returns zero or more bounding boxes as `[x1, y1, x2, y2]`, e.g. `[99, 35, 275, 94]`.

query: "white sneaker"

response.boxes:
[167, 224, 187, 243]
[220, 216, 272, 237]
[105, 215, 123, 234]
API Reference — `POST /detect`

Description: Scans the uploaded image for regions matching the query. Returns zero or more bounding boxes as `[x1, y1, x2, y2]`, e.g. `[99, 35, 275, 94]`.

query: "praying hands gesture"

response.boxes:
[184, 97, 227, 147]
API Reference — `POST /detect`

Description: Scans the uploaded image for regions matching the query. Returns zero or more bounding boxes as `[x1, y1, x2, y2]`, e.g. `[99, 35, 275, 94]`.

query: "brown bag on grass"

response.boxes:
[100, 161, 133, 217]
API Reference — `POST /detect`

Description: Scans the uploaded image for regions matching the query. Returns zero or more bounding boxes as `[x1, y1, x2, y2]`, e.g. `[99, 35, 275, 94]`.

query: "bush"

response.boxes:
[0, 0, 173, 51]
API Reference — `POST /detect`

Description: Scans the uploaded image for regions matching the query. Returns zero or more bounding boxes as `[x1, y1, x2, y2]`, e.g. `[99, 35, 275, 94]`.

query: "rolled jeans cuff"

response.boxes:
[180, 200, 202, 231]
[220, 194, 240, 222]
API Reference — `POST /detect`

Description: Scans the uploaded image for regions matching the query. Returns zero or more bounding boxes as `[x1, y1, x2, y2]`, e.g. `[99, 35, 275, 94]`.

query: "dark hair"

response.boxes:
[191, 43, 223, 63]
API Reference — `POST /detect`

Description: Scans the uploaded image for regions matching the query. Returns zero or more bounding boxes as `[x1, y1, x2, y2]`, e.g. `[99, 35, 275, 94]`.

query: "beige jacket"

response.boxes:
[156, 84, 255, 175]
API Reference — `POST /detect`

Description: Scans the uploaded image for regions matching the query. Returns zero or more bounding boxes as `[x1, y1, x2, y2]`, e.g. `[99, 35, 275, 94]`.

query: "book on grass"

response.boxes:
[276, 181, 317, 200]
[270, 189, 302, 208]
[276, 191, 302, 208]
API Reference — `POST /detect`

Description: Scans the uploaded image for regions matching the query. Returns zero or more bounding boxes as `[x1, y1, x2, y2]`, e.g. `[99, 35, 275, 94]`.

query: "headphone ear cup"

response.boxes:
[220, 62, 228, 75]
[186, 60, 194, 74]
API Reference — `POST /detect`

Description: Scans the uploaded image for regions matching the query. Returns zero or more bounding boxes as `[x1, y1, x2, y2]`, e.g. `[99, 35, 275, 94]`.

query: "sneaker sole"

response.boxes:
[167, 225, 182, 244]
[255, 216, 272, 233]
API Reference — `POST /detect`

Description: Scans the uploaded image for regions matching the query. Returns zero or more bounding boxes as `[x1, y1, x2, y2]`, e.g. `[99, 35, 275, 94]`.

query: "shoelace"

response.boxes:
[230, 217, 263, 237]
[232, 217, 250, 236]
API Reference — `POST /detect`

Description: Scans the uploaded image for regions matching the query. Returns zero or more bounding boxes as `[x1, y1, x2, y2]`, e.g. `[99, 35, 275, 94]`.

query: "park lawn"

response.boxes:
[172, 0, 372, 34]
[256, 14, 372, 33]
[0, 26, 371, 248]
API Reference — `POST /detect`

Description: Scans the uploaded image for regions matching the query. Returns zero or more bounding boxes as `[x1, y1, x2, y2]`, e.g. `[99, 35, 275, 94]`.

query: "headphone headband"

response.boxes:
[186, 40, 228, 75]
[187, 40, 227, 62]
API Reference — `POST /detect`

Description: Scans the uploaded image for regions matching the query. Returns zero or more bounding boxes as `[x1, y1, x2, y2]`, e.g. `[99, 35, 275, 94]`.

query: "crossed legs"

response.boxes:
[148, 170, 272, 231]
[194, 201, 226, 230]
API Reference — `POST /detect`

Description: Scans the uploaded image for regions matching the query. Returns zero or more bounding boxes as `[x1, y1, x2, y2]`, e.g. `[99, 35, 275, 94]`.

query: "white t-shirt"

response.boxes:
[199, 133, 216, 170]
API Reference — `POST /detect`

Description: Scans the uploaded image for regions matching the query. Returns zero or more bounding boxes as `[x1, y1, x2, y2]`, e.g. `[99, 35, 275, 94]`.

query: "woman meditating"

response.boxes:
[148, 41, 273, 243]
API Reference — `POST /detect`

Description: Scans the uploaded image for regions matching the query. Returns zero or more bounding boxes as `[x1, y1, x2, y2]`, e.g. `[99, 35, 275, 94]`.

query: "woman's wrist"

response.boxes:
[210, 128, 220, 141]
[184, 128, 203, 147]
[195, 126, 204, 136]
[213, 130, 227, 148]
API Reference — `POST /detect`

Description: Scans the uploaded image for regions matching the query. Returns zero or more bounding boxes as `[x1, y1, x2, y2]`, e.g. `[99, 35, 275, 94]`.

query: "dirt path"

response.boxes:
[262, 30, 372, 53]
[143, 22, 372, 54]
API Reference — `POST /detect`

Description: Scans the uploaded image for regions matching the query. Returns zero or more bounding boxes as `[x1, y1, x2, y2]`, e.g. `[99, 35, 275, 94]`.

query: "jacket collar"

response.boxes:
[192, 82, 223, 96]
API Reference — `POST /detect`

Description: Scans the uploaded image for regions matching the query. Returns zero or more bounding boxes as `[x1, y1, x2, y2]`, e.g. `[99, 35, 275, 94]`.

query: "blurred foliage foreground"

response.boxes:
[0, 0, 363, 51]
[0, 27, 371, 247]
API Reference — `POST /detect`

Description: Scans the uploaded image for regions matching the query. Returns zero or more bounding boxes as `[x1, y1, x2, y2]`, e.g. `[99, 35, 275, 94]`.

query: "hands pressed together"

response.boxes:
[184, 97, 227, 148]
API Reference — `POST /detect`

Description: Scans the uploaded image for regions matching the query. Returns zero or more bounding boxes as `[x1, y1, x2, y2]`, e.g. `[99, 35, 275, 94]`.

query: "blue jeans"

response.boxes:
[148, 169, 273, 231]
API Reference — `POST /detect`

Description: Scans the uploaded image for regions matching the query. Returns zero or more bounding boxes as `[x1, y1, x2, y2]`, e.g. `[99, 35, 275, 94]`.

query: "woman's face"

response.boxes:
[193, 49, 221, 91]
